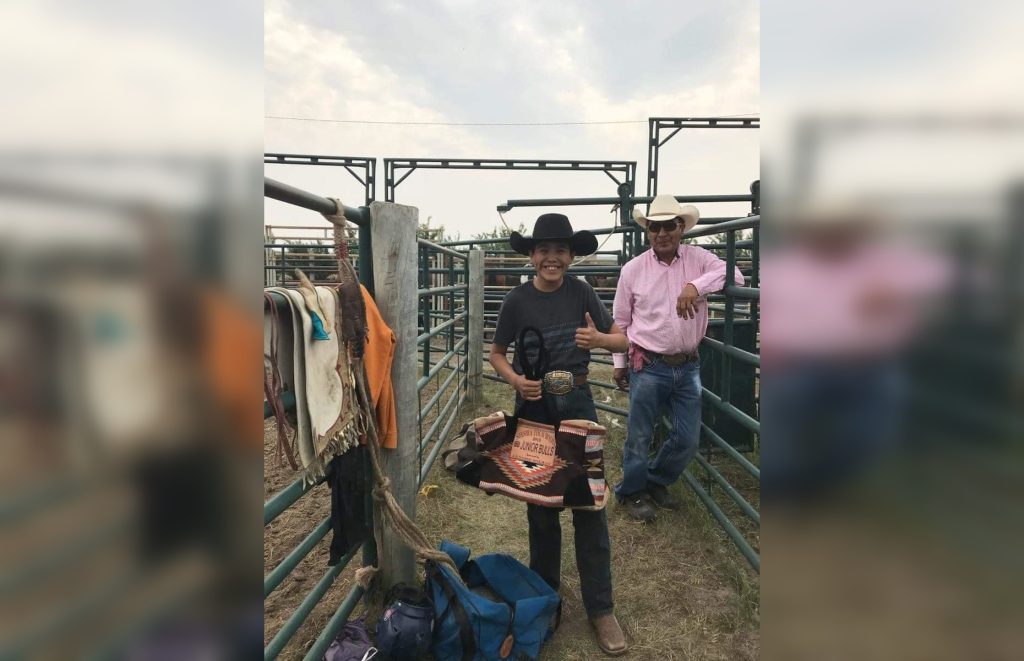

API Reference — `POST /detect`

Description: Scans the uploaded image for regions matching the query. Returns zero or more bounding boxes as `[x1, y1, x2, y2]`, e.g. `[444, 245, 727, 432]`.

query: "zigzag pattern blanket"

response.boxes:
[455, 412, 609, 510]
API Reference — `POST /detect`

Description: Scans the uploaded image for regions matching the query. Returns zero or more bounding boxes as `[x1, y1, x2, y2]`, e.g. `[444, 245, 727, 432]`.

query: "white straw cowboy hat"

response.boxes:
[632, 194, 700, 233]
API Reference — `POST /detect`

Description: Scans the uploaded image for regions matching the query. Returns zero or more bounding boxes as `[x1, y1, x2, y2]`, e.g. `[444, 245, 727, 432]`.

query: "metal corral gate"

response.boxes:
[262, 176, 482, 659]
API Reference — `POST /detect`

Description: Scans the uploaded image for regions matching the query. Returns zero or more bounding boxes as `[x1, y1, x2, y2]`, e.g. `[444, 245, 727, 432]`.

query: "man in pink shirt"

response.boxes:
[612, 195, 745, 522]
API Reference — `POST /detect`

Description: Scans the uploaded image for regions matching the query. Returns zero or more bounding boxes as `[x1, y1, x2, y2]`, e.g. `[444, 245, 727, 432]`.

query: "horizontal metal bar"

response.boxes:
[702, 423, 760, 479]
[586, 379, 621, 392]
[594, 400, 629, 417]
[417, 284, 468, 297]
[708, 318, 754, 327]
[651, 115, 759, 125]
[700, 336, 760, 366]
[265, 153, 374, 166]
[264, 243, 339, 249]
[417, 311, 469, 344]
[706, 305, 752, 316]
[682, 471, 760, 572]
[264, 177, 368, 226]
[387, 157, 634, 170]
[417, 337, 469, 390]
[421, 384, 467, 486]
[425, 268, 470, 275]
[684, 215, 759, 238]
[692, 453, 760, 525]
[701, 388, 760, 434]
[695, 240, 755, 250]
[501, 193, 754, 209]
[264, 473, 328, 526]
[484, 266, 622, 275]
[419, 354, 466, 424]
[264, 265, 346, 273]
[725, 285, 759, 300]
[264, 543, 359, 660]
[302, 582, 371, 661]
[264, 515, 332, 598]
[418, 238, 469, 260]
[419, 370, 465, 453]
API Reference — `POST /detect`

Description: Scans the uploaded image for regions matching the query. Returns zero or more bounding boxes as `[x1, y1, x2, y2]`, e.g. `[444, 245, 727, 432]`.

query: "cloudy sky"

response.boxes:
[264, 0, 760, 242]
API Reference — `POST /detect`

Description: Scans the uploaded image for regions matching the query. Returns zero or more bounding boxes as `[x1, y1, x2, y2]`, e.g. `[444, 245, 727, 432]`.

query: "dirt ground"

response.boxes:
[264, 360, 760, 660]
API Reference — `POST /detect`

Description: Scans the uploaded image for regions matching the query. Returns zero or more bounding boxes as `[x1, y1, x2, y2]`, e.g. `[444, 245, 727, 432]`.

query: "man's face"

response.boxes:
[647, 217, 683, 255]
[530, 241, 573, 285]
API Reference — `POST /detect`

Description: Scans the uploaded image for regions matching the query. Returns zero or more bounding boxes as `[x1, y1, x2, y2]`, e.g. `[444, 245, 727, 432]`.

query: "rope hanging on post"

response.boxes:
[322, 199, 461, 579]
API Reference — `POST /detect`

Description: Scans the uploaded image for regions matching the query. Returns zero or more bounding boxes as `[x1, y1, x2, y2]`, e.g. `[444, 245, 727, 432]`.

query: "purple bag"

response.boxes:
[322, 618, 374, 661]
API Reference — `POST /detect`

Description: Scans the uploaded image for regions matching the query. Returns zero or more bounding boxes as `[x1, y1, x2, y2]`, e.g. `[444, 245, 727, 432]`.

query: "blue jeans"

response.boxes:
[518, 384, 615, 617]
[614, 358, 702, 500]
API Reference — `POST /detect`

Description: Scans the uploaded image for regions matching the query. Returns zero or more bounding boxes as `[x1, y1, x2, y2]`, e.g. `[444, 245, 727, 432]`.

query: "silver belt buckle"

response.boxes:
[543, 370, 575, 395]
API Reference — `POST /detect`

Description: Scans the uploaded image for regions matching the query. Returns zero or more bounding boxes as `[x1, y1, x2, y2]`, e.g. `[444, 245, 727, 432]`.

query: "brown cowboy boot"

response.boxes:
[590, 612, 628, 656]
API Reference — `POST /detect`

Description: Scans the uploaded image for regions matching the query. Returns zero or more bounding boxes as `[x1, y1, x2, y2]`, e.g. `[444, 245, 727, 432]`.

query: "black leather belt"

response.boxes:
[638, 346, 698, 367]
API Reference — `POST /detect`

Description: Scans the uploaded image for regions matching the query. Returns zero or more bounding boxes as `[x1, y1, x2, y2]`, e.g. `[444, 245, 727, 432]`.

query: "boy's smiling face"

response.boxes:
[530, 240, 573, 290]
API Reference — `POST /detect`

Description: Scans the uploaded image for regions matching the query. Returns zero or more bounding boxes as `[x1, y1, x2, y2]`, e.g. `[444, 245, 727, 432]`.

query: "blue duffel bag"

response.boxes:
[425, 540, 561, 661]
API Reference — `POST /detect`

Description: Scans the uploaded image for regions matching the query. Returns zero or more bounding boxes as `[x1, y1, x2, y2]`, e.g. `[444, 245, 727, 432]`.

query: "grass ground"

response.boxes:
[264, 358, 760, 660]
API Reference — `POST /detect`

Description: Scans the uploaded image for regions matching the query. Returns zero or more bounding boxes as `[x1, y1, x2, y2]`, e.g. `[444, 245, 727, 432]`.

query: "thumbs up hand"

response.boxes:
[575, 311, 602, 350]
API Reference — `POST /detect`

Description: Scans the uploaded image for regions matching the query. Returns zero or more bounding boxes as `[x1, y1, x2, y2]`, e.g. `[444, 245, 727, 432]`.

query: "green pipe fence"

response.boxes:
[443, 208, 762, 572]
[263, 176, 377, 660]
[415, 238, 472, 486]
[261, 175, 760, 659]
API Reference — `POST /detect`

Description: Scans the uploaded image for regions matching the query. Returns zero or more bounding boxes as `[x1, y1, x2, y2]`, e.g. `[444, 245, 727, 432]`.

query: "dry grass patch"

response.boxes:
[264, 358, 759, 660]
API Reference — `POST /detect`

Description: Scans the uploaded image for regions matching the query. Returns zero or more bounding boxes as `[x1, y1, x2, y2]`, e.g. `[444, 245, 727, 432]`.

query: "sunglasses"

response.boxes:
[647, 219, 679, 234]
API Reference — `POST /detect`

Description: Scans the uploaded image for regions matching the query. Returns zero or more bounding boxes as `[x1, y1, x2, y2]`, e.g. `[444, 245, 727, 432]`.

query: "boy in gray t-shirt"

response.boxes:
[487, 213, 629, 656]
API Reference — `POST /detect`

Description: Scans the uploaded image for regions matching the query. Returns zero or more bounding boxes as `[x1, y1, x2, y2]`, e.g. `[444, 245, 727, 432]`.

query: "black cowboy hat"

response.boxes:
[508, 213, 598, 256]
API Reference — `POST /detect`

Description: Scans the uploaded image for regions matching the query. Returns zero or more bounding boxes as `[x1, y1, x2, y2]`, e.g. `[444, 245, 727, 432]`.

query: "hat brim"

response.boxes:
[631, 207, 699, 233]
[509, 230, 598, 257]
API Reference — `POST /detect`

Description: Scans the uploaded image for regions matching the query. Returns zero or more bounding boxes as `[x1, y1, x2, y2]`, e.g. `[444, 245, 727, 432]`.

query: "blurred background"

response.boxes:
[0, 1, 263, 658]
[761, 1, 1024, 659]
[2, 0, 1023, 659]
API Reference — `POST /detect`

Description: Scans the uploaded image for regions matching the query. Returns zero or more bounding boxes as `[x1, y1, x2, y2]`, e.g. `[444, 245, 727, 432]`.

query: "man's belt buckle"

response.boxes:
[543, 370, 575, 395]
[661, 353, 691, 367]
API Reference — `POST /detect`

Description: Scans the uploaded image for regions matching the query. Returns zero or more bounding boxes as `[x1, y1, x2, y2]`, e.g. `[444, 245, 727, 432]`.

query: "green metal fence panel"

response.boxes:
[699, 322, 758, 452]
[263, 174, 376, 659]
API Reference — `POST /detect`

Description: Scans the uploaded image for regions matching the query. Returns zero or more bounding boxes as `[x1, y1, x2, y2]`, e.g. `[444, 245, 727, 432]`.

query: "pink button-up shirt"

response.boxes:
[612, 244, 745, 368]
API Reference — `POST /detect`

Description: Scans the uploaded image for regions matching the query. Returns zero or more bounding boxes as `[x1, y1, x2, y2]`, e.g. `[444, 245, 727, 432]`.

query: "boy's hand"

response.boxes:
[574, 312, 602, 350]
[515, 374, 543, 401]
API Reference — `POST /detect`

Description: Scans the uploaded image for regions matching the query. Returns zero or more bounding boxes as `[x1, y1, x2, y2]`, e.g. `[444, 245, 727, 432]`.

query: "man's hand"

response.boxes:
[676, 283, 701, 319]
[514, 374, 543, 401]
[574, 312, 602, 350]
[613, 367, 629, 391]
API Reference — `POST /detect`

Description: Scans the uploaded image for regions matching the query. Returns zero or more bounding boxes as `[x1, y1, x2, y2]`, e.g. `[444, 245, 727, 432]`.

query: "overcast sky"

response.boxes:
[264, 0, 760, 243]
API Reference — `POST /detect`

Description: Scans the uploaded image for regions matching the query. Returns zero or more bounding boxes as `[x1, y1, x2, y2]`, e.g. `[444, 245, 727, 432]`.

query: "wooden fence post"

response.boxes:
[368, 201, 418, 587]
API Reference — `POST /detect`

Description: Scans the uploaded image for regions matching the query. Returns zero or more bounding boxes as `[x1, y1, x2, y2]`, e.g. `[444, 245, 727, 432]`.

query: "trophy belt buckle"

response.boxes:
[542, 370, 575, 396]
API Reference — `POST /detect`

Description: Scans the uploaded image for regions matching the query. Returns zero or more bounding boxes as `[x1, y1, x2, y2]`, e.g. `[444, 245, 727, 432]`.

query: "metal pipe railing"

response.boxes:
[264, 516, 332, 598]
[264, 474, 328, 526]
[264, 176, 369, 226]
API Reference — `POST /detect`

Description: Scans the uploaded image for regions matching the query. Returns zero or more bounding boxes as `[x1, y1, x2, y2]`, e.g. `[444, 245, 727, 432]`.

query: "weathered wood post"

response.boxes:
[467, 249, 484, 402]
[368, 200, 418, 587]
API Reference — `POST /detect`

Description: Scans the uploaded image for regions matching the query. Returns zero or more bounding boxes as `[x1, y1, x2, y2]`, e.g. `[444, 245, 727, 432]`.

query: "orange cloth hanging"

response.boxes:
[359, 284, 398, 449]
